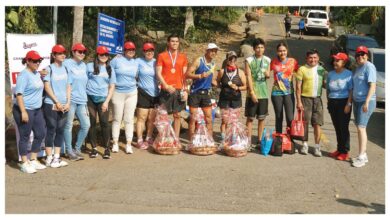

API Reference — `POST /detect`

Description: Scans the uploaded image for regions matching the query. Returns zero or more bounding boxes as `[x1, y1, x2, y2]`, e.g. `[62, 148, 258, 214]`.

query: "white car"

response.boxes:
[303, 10, 330, 36]
[367, 48, 385, 103]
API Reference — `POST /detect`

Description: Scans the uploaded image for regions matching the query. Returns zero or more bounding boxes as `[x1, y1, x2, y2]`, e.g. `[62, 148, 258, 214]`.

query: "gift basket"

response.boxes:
[187, 108, 217, 156]
[152, 105, 182, 155]
[222, 108, 250, 157]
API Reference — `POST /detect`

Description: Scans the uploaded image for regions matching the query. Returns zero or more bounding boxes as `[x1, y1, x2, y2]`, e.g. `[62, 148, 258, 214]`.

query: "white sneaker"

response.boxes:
[352, 157, 367, 168]
[125, 144, 133, 154]
[300, 142, 308, 155]
[30, 159, 47, 170]
[45, 156, 53, 167]
[20, 161, 37, 174]
[112, 143, 119, 153]
[351, 153, 368, 163]
[50, 158, 68, 168]
[313, 147, 322, 157]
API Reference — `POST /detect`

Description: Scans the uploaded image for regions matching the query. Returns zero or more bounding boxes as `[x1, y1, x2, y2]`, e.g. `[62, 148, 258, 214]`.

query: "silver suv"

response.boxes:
[303, 10, 330, 36]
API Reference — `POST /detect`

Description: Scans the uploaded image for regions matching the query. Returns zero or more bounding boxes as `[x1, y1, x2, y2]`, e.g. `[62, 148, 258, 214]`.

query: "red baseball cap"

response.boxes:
[72, 43, 87, 51]
[25, 50, 42, 60]
[143, 42, 155, 51]
[124, 41, 136, 50]
[356, 45, 368, 54]
[332, 52, 348, 61]
[52, 44, 66, 53]
[96, 45, 109, 55]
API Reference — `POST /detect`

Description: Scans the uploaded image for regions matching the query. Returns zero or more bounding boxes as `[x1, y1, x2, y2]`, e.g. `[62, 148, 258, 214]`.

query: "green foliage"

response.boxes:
[263, 7, 289, 14]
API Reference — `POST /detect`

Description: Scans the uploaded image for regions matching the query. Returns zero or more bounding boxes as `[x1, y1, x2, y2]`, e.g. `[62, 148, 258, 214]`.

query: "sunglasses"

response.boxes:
[355, 53, 366, 57]
[54, 52, 65, 55]
[76, 50, 86, 54]
[29, 59, 43, 64]
[99, 53, 109, 57]
[125, 49, 136, 52]
[144, 50, 154, 53]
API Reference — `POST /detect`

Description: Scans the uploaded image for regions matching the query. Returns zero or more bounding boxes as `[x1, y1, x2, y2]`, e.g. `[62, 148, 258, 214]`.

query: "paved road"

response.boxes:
[5, 13, 385, 214]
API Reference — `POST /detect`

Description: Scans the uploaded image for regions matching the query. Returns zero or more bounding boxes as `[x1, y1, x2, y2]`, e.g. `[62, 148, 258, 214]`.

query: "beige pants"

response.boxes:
[111, 90, 138, 142]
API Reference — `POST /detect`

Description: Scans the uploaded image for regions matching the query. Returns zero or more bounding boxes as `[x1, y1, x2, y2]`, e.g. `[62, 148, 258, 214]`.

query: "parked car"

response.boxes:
[367, 48, 385, 103]
[329, 34, 381, 70]
[303, 10, 330, 36]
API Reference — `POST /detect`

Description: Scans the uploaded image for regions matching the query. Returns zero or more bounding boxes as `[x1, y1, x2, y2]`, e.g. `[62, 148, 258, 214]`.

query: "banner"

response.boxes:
[97, 13, 125, 54]
[6, 33, 56, 160]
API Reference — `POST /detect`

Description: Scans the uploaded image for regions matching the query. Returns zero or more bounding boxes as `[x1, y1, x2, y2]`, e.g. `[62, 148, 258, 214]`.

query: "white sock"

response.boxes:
[47, 155, 53, 160]
[315, 143, 321, 149]
[54, 154, 60, 159]
[303, 141, 308, 147]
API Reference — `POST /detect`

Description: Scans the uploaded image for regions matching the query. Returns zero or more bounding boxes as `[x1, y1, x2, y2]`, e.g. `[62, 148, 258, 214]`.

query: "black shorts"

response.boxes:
[245, 98, 269, 120]
[218, 97, 242, 109]
[137, 88, 159, 109]
[158, 90, 185, 114]
[188, 90, 212, 108]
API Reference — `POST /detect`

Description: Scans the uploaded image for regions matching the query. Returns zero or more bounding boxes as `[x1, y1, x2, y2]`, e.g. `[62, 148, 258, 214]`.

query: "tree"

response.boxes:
[184, 7, 194, 37]
[72, 6, 84, 44]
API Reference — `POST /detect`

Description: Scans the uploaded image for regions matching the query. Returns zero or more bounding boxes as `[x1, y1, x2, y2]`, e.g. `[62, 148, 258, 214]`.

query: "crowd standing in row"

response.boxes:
[13, 34, 377, 174]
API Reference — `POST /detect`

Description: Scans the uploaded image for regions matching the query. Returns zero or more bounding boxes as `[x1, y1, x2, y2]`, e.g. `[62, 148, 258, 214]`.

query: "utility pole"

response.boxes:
[53, 6, 58, 42]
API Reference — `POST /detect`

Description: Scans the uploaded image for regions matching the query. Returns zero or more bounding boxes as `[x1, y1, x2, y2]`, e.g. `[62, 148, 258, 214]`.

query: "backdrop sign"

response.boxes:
[6, 33, 56, 160]
[97, 13, 125, 54]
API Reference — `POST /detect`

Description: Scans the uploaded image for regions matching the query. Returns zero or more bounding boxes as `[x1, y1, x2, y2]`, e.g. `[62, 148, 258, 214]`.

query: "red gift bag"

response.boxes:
[290, 110, 305, 141]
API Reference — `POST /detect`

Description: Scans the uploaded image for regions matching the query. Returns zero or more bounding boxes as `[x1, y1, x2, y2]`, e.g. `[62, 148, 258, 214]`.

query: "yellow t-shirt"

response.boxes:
[296, 65, 327, 97]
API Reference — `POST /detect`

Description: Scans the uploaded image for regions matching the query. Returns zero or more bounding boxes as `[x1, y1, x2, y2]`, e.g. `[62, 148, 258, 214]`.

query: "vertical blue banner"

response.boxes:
[97, 13, 125, 54]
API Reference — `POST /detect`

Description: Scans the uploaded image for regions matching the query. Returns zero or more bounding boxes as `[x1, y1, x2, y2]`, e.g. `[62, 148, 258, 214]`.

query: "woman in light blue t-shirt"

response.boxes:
[135, 42, 159, 150]
[86, 46, 115, 159]
[43, 44, 71, 168]
[351, 46, 377, 168]
[326, 52, 353, 161]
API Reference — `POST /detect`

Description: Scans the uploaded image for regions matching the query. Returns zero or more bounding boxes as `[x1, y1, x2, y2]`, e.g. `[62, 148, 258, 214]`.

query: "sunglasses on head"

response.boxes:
[76, 50, 86, 54]
[29, 59, 43, 64]
[99, 53, 109, 57]
[355, 52, 366, 57]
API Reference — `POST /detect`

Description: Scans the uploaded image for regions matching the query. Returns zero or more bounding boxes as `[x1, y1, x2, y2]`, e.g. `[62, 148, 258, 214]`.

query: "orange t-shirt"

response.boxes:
[157, 51, 188, 89]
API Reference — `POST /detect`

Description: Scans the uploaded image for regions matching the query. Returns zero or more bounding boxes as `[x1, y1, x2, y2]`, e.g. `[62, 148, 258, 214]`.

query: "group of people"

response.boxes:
[284, 13, 306, 40]
[13, 33, 377, 174]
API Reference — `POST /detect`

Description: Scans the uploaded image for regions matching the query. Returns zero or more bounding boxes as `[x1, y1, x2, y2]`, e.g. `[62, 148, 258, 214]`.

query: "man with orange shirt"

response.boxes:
[156, 34, 188, 138]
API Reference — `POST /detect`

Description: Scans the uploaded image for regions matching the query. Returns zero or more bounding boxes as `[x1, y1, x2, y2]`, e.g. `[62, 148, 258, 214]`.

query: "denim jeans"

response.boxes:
[13, 105, 46, 156]
[353, 100, 376, 128]
[64, 102, 90, 153]
[43, 103, 68, 147]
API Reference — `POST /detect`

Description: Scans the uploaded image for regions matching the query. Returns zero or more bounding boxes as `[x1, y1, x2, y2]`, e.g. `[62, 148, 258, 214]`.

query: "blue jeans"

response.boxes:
[353, 100, 376, 128]
[13, 105, 46, 156]
[64, 102, 90, 153]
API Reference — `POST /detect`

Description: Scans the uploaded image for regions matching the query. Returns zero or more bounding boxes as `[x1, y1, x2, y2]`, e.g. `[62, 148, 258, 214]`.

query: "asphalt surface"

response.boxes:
[4, 13, 385, 214]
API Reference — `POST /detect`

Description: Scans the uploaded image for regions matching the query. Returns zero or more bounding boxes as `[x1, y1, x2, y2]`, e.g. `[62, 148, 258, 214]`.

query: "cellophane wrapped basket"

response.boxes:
[222, 108, 249, 157]
[187, 108, 217, 156]
[153, 105, 181, 155]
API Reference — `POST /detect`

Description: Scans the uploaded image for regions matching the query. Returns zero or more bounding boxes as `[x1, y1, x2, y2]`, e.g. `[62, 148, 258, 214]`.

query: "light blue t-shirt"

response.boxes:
[43, 63, 69, 105]
[110, 56, 138, 93]
[86, 62, 116, 97]
[326, 69, 353, 99]
[15, 69, 44, 110]
[64, 58, 88, 104]
[137, 58, 159, 97]
[353, 61, 377, 102]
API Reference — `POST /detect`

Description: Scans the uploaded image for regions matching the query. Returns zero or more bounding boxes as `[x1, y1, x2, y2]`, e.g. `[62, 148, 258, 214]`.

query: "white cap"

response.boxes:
[207, 43, 219, 50]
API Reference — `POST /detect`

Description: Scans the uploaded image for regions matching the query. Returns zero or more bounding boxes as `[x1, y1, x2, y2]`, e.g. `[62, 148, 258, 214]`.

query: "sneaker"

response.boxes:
[351, 154, 368, 163]
[112, 143, 119, 153]
[352, 157, 367, 168]
[45, 156, 53, 167]
[29, 159, 47, 170]
[313, 147, 322, 157]
[146, 138, 154, 147]
[136, 140, 144, 149]
[67, 151, 80, 161]
[300, 143, 308, 155]
[329, 150, 341, 158]
[20, 161, 37, 174]
[74, 150, 84, 160]
[103, 148, 111, 159]
[58, 159, 68, 167]
[125, 144, 133, 154]
[336, 153, 349, 161]
[89, 148, 98, 158]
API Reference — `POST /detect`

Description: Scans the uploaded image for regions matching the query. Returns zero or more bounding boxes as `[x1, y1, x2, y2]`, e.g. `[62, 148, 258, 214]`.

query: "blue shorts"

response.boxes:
[353, 100, 376, 128]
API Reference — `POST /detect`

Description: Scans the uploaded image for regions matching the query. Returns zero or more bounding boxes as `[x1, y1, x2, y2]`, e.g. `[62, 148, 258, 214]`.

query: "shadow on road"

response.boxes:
[336, 198, 385, 214]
